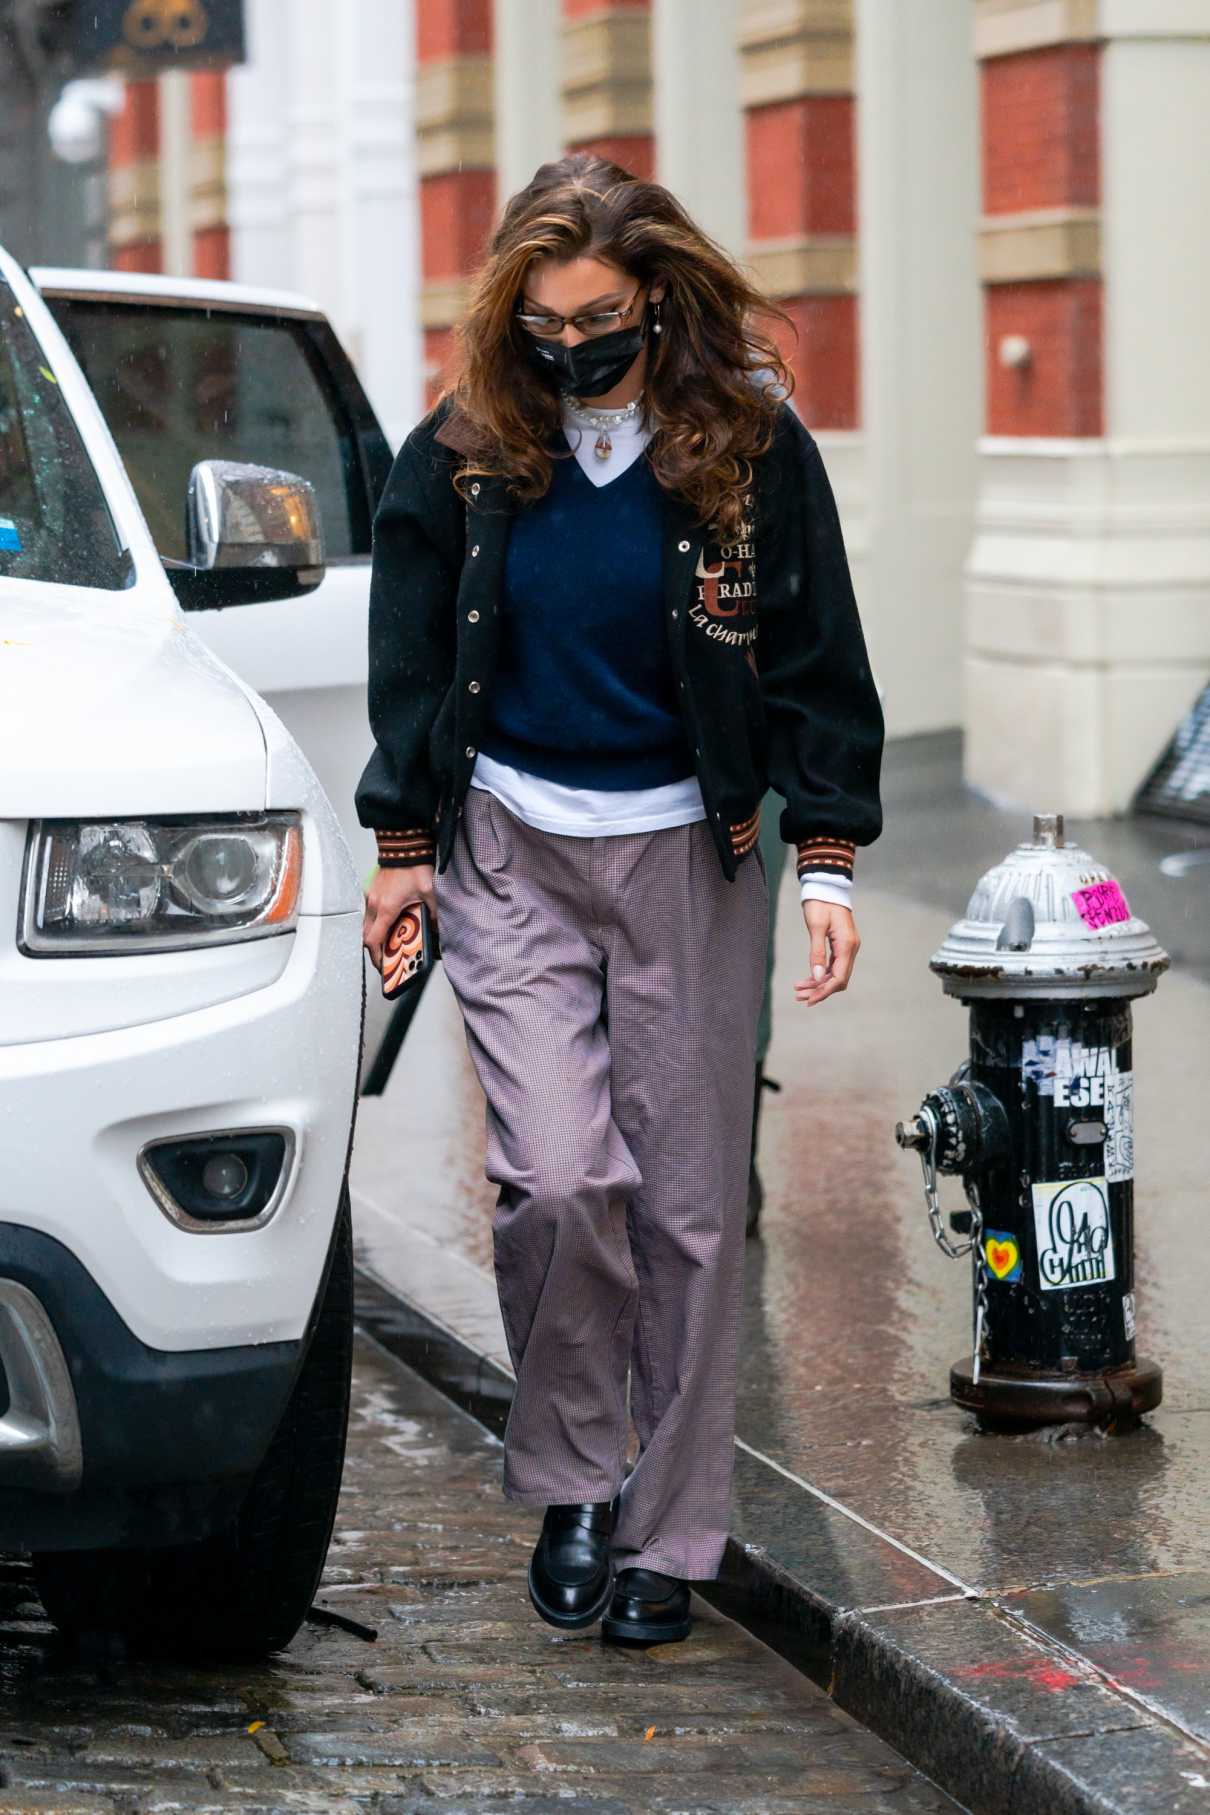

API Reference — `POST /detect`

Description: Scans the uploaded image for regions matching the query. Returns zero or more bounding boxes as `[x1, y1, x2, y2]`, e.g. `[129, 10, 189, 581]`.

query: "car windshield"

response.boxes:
[0, 280, 132, 590]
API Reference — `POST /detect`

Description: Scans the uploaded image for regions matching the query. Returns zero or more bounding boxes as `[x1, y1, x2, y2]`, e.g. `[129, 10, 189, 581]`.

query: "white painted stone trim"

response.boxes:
[1099, 0, 1210, 41]
[964, 438, 1210, 812]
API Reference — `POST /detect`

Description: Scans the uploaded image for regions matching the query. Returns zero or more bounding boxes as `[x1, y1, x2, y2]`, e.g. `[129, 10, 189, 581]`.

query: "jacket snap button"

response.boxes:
[468, 680, 481, 694]
[471, 544, 480, 557]
[467, 609, 480, 623]
[471, 483, 480, 496]
[465, 745, 476, 758]
[671, 608, 678, 619]
[678, 539, 691, 553]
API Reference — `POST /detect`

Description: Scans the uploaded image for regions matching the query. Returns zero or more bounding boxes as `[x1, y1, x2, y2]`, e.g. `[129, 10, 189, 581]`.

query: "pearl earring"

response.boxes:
[652, 300, 663, 335]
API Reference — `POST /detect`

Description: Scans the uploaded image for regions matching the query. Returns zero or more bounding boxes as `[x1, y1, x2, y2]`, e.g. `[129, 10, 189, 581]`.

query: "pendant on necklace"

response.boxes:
[593, 431, 612, 461]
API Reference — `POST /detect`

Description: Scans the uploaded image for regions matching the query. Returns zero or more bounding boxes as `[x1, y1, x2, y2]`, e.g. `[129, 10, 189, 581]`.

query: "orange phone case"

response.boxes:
[381, 902, 434, 1000]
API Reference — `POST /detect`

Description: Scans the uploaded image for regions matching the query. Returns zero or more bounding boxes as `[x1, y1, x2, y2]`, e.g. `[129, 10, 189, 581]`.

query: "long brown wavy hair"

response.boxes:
[441, 153, 793, 539]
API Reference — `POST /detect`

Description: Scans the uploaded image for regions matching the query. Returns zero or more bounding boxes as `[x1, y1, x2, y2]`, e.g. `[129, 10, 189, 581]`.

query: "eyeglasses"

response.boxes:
[515, 286, 644, 340]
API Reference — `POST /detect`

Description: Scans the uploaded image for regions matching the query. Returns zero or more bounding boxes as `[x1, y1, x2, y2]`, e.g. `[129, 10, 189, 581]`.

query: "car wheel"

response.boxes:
[33, 1183, 354, 1660]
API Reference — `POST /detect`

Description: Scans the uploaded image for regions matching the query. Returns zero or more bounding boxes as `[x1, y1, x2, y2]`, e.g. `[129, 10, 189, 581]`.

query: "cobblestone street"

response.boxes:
[0, 1334, 957, 1814]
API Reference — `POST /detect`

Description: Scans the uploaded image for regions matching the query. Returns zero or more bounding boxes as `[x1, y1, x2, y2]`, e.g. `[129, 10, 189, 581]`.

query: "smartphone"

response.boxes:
[381, 900, 438, 1001]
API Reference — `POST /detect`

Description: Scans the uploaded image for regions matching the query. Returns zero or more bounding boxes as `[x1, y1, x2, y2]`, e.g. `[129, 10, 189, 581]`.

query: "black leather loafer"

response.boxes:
[527, 1501, 616, 1630]
[601, 1566, 693, 1644]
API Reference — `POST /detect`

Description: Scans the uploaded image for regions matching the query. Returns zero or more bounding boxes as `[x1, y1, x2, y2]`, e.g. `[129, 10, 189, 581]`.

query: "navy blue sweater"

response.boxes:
[480, 448, 694, 790]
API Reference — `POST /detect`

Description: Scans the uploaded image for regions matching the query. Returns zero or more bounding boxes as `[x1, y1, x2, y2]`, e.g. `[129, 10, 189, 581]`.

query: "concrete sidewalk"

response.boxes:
[351, 732, 1210, 1814]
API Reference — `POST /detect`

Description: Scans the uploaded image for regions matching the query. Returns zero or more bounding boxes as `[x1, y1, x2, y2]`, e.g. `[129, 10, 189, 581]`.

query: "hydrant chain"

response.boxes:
[911, 1105, 992, 1383]
[969, 1180, 989, 1389]
[915, 1105, 977, 1260]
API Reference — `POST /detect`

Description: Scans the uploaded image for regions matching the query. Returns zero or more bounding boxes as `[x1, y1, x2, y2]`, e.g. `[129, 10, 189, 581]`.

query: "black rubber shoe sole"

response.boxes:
[527, 1556, 615, 1631]
[601, 1608, 693, 1644]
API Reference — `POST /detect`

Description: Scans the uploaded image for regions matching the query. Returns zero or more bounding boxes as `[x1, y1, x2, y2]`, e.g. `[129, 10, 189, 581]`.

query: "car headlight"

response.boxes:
[20, 814, 302, 955]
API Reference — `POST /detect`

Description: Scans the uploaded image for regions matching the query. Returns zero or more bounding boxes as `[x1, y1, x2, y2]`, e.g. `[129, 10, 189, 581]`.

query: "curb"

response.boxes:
[354, 1264, 1203, 1815]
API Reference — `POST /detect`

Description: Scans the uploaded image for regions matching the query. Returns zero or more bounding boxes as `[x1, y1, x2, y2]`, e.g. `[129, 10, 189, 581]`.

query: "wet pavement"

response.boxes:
[351, 731, 1210, 1811]
[0, 1331, 958, 1814]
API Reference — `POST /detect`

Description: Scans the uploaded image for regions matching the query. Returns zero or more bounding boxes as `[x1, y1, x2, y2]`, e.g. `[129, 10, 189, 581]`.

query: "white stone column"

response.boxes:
[284, 0, 343, 320]
[494, 0, 561, 205]
[1097, 1, 1210, 803]
[855, 0, 981, 737]
[651, 0, 744, 254]
[227, 0, 422, 445]
[337, 0, 423, 444]
[157, 70, 191, 276]
[226, 0, 290, 286]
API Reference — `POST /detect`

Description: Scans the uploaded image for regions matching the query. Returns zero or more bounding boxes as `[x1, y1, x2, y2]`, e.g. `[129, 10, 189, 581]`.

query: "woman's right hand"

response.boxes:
[362, 863, 437, 973]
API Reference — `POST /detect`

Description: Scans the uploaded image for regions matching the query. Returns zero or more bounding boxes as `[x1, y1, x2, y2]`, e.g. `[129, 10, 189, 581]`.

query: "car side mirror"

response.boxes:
[167, 460, 326, 610]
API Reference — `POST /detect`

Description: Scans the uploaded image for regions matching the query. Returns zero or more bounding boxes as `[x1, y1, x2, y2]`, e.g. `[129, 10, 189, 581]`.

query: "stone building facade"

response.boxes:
[66, 1, 1210, 809]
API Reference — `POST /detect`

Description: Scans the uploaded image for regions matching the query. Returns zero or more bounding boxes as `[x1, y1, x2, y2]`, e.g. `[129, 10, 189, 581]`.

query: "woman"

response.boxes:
[357, 154, 883, 1645]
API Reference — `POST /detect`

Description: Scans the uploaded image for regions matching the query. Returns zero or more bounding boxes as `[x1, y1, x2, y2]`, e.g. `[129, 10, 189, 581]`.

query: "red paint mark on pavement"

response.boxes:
[952, 1658, 1083, 1693]
[1102, 1656, 1162, 1691]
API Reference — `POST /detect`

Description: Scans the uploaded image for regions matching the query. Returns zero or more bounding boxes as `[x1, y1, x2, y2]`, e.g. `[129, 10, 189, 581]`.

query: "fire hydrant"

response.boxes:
[896, 813, 1169, 1428]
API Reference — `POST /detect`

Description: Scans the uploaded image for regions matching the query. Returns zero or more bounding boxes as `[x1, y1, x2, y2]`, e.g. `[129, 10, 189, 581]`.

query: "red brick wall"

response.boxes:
[566, 134, 653, 179]
[746, 98, 856, 240]
[982, 46, 1099, 214]
[741, 36, 858, 431]
[189, 72, 229, 280]
[986, 279, 1102, 437]
[979, 41, 1103, 438]
[108, 80, 161, 273]
[417, 0, 493, 60]
[420, 170, 497, 284]
[419, 1, 496, 402]
[562, 0, 653, 183]
[776, 296, 859, 431]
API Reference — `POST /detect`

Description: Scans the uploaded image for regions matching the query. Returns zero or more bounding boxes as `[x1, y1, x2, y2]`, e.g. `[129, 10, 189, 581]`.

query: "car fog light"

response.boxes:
[138, 1130, 292, 1232]
[201, 1152, 250, 1199]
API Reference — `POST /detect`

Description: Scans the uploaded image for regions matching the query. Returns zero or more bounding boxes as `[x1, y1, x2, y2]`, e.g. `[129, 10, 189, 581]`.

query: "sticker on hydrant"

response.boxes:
[1021, 1038, 1135, 1184]
[1071, 878, 1131, 928]
[1032, 1177, 1116, 1291]
[983, 1231, 1023, 1281]
[1122, 1291, 1137, 1340]
[1022, 1034, 1121, 1104]
[1103, 1069, 1134, 1184]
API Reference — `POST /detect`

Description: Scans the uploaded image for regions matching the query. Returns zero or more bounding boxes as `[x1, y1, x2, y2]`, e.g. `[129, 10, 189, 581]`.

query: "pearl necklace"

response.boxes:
[561, 390, 645, 462]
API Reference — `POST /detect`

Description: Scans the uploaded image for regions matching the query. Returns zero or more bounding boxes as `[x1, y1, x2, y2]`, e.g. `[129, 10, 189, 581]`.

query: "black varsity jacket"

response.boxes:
[354, 398, 884, 887]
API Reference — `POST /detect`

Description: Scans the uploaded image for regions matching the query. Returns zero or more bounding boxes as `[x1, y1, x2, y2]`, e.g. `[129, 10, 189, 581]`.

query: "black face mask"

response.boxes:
[523, 308, 648, 399]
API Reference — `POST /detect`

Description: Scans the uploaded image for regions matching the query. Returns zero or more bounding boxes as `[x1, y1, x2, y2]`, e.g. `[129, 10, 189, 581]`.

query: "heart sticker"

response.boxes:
[984, 1230, 1023, 1282]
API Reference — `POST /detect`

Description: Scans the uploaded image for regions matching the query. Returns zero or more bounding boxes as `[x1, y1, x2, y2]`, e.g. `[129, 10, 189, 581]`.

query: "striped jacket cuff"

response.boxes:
[729, 806, 762, 859]
[374, 827, 436, 869]
[795, 836, 857, 883]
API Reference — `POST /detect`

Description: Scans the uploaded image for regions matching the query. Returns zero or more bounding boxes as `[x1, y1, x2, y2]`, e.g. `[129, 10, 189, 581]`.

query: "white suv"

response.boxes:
[30, 263, 403, 1089]
[0, 246, 364, 1657]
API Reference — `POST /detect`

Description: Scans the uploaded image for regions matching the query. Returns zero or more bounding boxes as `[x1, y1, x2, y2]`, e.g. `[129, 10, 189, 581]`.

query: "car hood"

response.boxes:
[0, 584, 267, 818]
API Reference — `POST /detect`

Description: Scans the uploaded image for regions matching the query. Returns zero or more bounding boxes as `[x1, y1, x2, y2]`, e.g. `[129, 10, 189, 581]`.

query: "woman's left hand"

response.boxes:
[795, 900, 861, 1007]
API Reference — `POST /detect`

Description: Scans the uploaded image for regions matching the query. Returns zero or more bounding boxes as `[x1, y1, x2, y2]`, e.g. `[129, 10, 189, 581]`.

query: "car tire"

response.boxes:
[33, 1183, 354, 1660]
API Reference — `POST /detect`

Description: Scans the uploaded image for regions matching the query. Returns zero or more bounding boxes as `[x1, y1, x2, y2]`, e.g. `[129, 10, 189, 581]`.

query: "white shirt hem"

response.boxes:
[469, 756, 706, 839]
